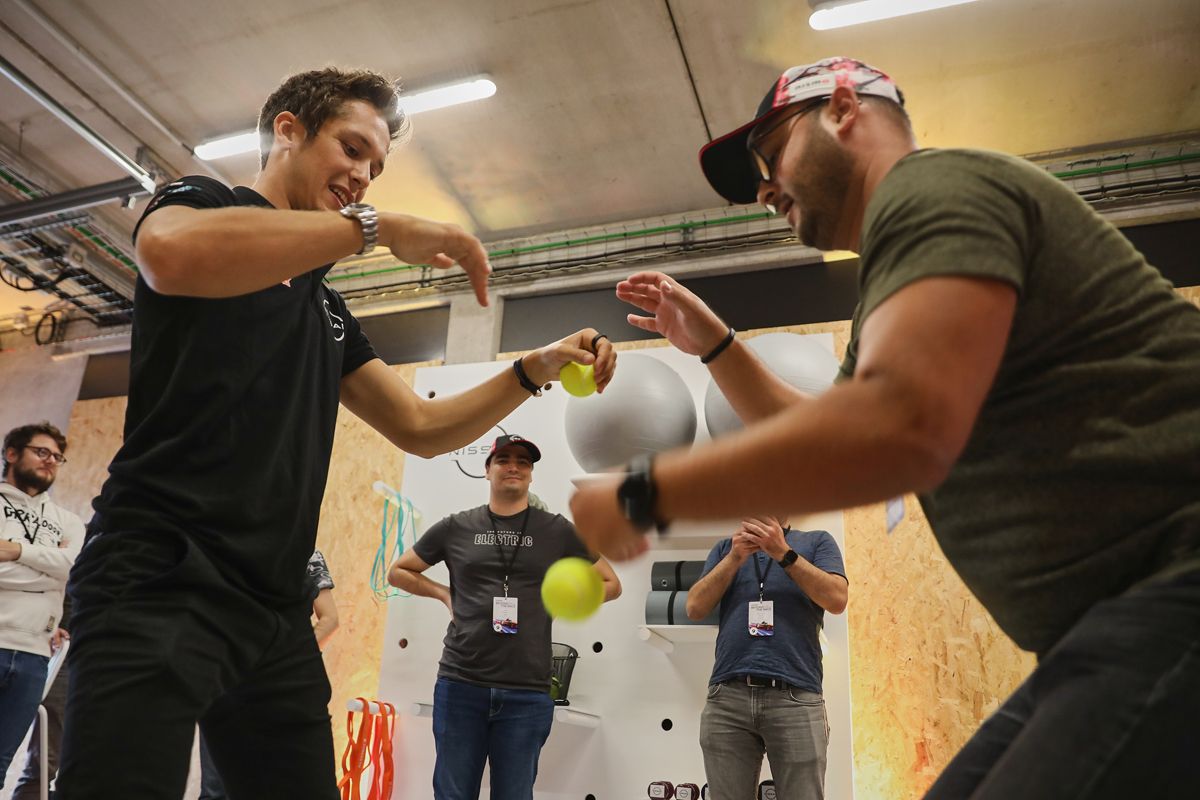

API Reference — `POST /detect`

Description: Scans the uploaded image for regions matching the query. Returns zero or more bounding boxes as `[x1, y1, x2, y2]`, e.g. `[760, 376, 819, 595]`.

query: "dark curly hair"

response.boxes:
[257, 68, 410, 168]
[3, 421, 67, 477]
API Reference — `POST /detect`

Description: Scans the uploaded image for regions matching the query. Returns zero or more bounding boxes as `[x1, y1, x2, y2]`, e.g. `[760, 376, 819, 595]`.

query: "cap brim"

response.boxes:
[699, 113, 775, 206]
[485, 440, 542, 466]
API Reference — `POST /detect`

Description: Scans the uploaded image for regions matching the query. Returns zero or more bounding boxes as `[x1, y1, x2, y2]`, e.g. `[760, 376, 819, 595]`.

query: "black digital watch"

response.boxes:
[617, 453, 667, 533]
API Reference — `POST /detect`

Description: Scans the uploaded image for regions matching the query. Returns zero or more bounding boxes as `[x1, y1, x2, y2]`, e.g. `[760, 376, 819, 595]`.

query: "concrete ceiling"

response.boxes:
[1, 0, 1198, 318]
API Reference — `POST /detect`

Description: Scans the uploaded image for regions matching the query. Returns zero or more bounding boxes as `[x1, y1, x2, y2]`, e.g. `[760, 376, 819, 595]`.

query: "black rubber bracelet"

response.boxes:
[700, 327, 736, 364]
[512, 357, 542, 396]
[590, 332, 609, 352]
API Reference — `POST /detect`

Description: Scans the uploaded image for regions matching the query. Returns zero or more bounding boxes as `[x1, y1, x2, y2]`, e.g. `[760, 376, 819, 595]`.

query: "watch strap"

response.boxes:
[340, 203, 379, 255]
[618, 453, 667, 533]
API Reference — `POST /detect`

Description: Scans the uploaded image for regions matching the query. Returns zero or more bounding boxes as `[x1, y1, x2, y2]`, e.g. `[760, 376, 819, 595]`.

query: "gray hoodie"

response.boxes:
[0, 480, 84, 657]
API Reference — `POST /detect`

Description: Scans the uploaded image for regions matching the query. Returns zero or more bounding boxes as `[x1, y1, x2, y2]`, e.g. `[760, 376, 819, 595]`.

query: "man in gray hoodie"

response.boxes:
[0, 421, 84, 789]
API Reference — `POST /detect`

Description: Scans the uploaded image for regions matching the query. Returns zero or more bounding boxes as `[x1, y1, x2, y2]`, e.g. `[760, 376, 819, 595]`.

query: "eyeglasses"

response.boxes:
[747, 98, 828, 184]
[24, 446, 66, 465]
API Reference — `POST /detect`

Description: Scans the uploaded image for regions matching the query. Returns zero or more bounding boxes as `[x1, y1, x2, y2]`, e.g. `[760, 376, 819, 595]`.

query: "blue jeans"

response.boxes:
[699, 679, 829, 799]
[197, 733, 227, 800]
[926, 568, 1200, 799]
[12, 657, 68, 800]
[432, 676, 555, 800]
[0, 648, 49, 789]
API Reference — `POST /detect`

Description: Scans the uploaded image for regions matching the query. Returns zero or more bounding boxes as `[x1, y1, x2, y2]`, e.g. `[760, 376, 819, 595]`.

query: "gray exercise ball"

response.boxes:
[704, 332, 839, 438]
[564, 353, 697, 473]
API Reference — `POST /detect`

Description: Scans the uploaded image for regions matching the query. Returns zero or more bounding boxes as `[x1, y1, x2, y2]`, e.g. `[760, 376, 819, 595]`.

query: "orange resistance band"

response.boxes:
[338, 698, 396, 800]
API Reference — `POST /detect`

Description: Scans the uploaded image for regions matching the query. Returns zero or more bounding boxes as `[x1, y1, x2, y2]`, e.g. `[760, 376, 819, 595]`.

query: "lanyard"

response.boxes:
[752, 552, 773, 602]
[488, 506, 531, 597]
[1, 493, 37, 544]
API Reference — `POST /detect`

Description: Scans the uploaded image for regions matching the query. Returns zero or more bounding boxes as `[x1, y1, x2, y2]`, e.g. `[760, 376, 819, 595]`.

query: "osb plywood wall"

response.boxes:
[312, 361, 434, 759]
[52, 283, 1200, 794]
[1181, 285, 1200, 308]
[55, 395, 127, 519]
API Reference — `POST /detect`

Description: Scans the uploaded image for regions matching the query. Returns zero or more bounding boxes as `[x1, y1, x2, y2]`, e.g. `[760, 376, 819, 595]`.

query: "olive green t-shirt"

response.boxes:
[840, 149, 1200, 654]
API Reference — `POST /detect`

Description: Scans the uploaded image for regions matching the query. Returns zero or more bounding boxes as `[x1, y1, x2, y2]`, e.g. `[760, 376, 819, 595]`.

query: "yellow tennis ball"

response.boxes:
[541, 557, 604, 621]
[559, 361, 596, 397]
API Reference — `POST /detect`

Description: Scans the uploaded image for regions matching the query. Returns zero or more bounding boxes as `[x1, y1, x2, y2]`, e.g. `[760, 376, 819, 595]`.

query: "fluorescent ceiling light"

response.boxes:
[194, 131, 260, 161]
[194, 75, 496, 161]
[810, 0, 981, 30]
[397, 77, 496, 115]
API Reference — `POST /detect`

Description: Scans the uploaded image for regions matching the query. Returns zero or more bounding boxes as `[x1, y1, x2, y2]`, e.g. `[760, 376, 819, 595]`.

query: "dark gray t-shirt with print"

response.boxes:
[413, 504, 591, 692]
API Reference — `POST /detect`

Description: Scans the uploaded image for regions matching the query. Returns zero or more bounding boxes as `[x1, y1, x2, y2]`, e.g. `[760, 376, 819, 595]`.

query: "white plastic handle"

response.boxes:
[346, 698, 383, 714]
[372, 480, 403, 503]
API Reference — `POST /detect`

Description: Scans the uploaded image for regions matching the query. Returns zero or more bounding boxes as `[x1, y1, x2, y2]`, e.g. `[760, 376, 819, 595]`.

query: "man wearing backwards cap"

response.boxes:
[389, 434, 620, 800]
[572, 56, 1200, 797]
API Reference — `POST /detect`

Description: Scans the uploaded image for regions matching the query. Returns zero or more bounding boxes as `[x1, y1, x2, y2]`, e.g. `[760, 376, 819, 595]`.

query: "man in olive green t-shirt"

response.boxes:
[571, 57, 1200, 798]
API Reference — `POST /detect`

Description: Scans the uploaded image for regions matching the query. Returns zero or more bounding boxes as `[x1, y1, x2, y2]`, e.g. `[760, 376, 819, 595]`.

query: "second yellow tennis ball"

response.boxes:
[541, 557, 603, 621]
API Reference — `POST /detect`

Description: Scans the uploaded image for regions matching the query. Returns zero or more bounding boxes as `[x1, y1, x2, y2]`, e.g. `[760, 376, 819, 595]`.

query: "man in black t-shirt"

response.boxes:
[57, 69, 616, 800]
[389, 435, 620, 800]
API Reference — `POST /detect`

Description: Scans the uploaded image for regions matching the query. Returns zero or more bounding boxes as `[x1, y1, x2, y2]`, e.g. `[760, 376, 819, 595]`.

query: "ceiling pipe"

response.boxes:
[0, 176, 147, 227]
[11, 0, 226, 183]
[0, 53, 156, 194]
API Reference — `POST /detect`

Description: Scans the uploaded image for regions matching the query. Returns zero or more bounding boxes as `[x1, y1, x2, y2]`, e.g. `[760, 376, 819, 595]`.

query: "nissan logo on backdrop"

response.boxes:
[444, 424, 508, 479]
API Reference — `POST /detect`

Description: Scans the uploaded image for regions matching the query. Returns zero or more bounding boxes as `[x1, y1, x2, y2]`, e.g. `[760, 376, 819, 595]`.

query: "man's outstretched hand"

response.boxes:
[616, 271, 730, 355]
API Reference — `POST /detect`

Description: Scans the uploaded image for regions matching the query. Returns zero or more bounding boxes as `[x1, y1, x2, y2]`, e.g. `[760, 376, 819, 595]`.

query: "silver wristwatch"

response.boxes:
[339, 202, 378, 255]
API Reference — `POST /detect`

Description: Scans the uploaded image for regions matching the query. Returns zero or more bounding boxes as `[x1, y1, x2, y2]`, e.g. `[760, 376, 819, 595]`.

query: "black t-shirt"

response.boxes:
[92, 176, 378, 605]
[413, 505, 592, 692]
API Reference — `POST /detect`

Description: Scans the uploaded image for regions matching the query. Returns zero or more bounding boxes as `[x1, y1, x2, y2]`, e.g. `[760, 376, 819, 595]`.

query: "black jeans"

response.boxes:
[55, 530, 337, 800]
[926, 568, 1200, 799]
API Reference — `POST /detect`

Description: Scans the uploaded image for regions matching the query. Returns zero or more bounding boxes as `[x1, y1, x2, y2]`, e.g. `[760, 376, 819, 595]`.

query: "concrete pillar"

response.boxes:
[443, 292, 504, 364]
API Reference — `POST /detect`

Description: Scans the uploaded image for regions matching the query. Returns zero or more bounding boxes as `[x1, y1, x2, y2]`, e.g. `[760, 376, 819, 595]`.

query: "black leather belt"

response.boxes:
[728, 674, 791, 689]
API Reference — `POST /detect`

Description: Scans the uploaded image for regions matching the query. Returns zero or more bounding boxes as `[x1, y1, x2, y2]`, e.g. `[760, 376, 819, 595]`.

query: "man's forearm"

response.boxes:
[13, 542, 77, 581]
[136, 206, 364, 297]
[343, 359, 535, 459]
[406, 361, 545, 456]
[654, 375, 950, 523]
[313, 619, 339, 649]
[389, 567, 450, 602]
[0, 541, 20, 562]
[783, 558, 848, 614]
[706, 338, 815, 424]
[685, 554, 743, 620]
[0, 561, 58, 591]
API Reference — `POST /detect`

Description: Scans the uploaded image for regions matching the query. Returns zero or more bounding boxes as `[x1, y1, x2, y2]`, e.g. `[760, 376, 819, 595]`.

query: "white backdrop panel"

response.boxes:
[376, 340, 853, 799]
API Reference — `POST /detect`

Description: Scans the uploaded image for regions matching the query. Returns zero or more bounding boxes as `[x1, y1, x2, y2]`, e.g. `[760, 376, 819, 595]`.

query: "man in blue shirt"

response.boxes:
[686, 516, 846, 799]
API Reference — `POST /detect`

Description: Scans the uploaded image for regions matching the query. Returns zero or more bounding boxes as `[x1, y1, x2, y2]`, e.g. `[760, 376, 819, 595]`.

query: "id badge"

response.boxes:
[748, 600, 774, 636]
[493, 596, 519, 634]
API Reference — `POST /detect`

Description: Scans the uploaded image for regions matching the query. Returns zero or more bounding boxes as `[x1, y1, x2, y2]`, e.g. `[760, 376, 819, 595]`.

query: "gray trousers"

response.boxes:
[699, 680, 829, 800]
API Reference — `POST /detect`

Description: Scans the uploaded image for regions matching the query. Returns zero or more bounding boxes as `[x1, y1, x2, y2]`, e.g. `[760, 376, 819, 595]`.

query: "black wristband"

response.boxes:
[590, 332, 609, 352]
[700, 327, 736, 364]
[512, 357, 542, 396]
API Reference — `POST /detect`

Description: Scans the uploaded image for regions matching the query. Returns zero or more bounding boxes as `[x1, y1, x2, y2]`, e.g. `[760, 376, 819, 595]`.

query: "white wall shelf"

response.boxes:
[637, 624, 717, 654]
